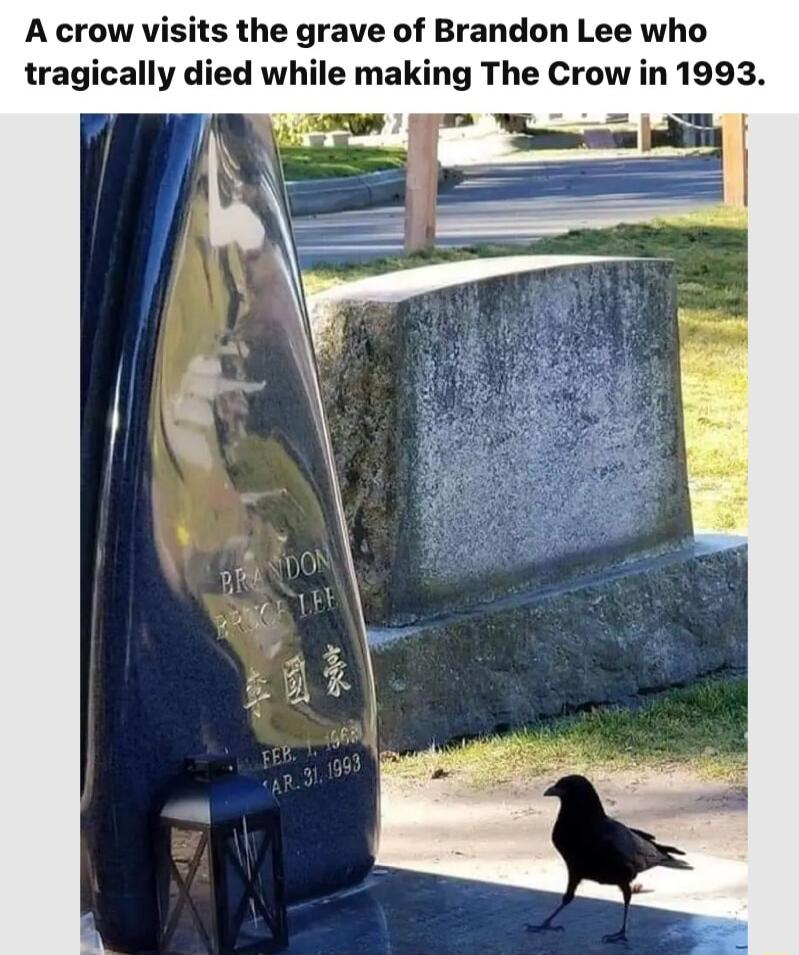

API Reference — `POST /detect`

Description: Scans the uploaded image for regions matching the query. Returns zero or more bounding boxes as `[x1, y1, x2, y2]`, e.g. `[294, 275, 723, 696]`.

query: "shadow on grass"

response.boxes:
[385, 677, 747, 787]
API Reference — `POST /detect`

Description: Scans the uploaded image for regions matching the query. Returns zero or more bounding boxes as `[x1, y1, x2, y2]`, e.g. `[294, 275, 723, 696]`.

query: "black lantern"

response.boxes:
[157, 756, 288, 955]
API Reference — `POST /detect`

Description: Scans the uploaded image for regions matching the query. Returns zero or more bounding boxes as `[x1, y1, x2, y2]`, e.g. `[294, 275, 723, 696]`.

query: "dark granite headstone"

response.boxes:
[80, 114, 379, 952]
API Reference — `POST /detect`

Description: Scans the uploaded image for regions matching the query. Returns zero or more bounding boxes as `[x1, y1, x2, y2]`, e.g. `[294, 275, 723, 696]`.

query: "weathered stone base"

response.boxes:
[369, 535, 747, 752]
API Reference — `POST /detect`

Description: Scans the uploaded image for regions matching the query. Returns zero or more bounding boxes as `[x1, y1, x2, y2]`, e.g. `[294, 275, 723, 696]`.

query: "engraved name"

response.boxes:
[220, 548, 331, 595]
[215, 548, 338, 641]
[214, 586, 337, 642]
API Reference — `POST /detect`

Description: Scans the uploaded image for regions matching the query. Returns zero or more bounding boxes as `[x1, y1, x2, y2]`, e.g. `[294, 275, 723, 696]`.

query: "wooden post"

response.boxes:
[404, 114, 441, 254]
[722, 114, 748, 207]
[638, 114, 651, 153]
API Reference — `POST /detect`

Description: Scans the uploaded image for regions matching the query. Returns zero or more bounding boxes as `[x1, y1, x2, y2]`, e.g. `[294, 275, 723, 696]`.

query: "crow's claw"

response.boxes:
[601, 931, 628, 944]
[526, 923, 565, 933]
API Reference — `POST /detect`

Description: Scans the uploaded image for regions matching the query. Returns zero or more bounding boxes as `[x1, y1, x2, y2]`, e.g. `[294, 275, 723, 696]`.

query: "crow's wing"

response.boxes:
[630, 826, 687, 858]
[630, 827, 656, 842]
[599, 819, 683, 879]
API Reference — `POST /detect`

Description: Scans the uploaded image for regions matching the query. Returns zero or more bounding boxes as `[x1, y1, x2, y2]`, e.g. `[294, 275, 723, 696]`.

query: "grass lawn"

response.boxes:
[382, 676, 747, 786]
[281, 145, 406, 181]
[302, 206, 748, 534]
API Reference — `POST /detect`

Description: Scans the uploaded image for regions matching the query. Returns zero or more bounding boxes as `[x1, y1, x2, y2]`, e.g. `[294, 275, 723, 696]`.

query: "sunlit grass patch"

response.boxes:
[382, 677, 747, 787]
[281, 145, 406, 181]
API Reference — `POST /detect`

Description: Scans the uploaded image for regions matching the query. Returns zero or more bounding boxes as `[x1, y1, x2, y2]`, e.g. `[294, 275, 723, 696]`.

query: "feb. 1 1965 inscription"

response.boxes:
[80, 114, 379, 953]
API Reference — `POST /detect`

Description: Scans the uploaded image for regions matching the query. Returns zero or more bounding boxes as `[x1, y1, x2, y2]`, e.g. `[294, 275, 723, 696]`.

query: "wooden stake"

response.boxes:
[404, 114, 441, 254]
[722, 114, 748, 207]
[638, 114, 652, 153]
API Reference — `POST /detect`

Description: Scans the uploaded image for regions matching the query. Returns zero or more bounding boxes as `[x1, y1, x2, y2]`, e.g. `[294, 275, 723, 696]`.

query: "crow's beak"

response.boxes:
[544, 784, 560, 797]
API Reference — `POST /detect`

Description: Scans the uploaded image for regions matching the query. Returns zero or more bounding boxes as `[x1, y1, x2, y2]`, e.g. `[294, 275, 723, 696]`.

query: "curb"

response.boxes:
[287, 165, 460, 218]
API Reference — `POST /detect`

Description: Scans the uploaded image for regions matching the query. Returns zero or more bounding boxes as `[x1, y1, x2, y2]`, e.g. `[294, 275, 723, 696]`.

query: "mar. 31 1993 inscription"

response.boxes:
[256, 723, 364, 796]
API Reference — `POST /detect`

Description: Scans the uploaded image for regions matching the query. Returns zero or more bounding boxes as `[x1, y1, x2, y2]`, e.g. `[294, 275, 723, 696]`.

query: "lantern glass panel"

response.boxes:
[222, 826, 280, 948]
[163, 829, 214, 954]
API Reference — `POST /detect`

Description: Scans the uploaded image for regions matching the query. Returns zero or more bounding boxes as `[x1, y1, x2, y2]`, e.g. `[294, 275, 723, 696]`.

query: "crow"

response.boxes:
[527, 774, 693, 943]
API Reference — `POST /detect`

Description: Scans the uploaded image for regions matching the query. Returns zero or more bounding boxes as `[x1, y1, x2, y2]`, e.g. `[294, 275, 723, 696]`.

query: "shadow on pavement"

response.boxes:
[287, 866, 747, 955]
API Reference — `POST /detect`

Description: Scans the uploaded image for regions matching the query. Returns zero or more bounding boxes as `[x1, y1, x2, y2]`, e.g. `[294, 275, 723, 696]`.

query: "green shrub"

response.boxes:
[271, 114, 384, 145]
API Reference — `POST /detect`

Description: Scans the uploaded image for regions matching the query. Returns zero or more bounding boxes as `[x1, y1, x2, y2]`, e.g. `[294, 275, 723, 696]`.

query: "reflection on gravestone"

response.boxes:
[80, 114, 379, 952]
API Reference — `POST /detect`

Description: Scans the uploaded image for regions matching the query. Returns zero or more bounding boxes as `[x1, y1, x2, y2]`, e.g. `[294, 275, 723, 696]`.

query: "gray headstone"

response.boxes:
[310, 257, 692, 626]
[584, 127, 618, 148]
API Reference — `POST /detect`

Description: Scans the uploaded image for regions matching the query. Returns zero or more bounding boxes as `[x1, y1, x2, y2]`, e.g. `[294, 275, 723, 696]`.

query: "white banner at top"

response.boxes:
[2, 0, 796, 112]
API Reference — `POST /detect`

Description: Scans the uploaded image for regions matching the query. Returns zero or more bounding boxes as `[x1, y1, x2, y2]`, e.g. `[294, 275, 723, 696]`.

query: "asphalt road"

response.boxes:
[293, 155, 721, 267]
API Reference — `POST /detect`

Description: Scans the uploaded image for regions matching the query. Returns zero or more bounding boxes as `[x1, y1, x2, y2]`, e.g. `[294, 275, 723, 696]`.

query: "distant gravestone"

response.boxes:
[584, 127, 618, 149]
[80, 115, 379, 952]
[382, 113, 407, 135]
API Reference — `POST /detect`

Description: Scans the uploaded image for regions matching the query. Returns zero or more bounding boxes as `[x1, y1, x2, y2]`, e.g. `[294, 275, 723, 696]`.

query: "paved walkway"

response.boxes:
[294, 155, 721, 266]
[289, 770, 747, 954]
[289, 862, 746, 955]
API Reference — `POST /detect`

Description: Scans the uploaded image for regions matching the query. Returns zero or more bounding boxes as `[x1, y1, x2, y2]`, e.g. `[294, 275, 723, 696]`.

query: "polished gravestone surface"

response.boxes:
[81, 114, 379, 952]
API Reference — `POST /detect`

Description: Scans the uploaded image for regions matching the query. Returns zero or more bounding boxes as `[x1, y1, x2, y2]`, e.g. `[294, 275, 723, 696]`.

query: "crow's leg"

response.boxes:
[526, 876, 579, 933]
[602, 883, 631, 943]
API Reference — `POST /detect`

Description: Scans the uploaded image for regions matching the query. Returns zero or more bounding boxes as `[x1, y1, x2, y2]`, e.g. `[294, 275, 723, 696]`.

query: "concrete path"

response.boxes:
[294, 155, 721, 266]
[288, 770, 747, 954]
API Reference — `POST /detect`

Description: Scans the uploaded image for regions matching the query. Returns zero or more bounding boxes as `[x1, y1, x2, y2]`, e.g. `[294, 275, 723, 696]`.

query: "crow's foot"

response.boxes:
[525, 923, 565, 934]
[601, 930, 628, 944]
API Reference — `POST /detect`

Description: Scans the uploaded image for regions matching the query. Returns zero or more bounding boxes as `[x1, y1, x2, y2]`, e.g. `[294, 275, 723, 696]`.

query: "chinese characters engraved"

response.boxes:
[283, 653, 311, 706]
[323, 644, 351, 698]
[243, 668, 271, 718]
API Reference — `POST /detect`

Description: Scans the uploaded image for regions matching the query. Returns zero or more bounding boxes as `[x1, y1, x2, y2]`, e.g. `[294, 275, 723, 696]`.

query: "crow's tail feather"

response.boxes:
[654, 842, 685, 856]
[650, 838, 692, 869]
[659, 855, 693, 870]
